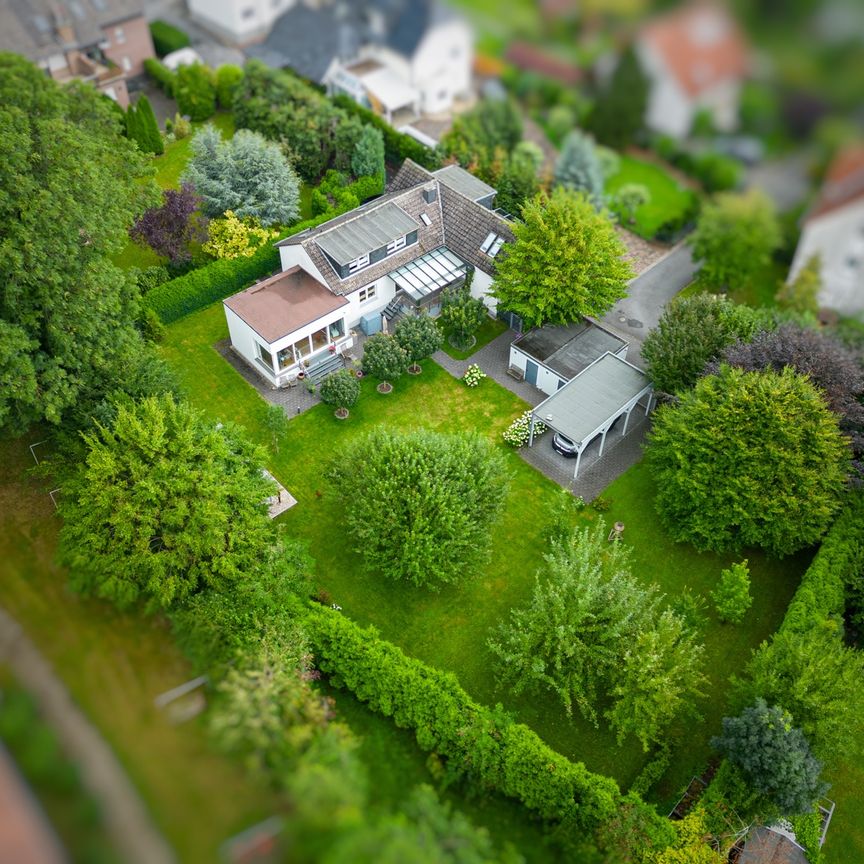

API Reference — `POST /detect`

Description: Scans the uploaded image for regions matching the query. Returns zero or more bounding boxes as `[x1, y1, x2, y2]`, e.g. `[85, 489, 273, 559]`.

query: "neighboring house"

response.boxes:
[788, 145, 864, 317]
[245, 0, 473, 127]
[636, 2, 749, 138]
[223, 159, 513, 387]
[186, 0, 295, 47]
[0, 0, 155, 109]
[504, 41, 582, 88]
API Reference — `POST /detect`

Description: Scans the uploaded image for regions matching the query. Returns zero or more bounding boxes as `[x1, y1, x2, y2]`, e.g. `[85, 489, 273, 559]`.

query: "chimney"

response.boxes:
[423, 185, 438, 204]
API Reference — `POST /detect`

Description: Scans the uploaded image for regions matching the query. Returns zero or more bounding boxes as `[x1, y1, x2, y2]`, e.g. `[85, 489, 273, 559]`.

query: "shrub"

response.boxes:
[130, 183, 206, 264]
[351, 124, 385, 181]
[215, 64, 244, 111]
[172, 112, 191, 139]
[143, 57, 176, 97]
[333, 428, 510, 588]
[711, 560, 752, 623]
[554, 130, 603, 204]
[503, 410, 546, 447]
[175, 63, 216, 122]
[612, 183, 650, 225]
[318, 369, 360, 413]
[361, 333, 407, 388]
[149, 20, 190, 57]
[203, 210, 276, 260]
[462, 363, 486, 387]
[439, 278, 488, 349]
[393, 313, 442, 372]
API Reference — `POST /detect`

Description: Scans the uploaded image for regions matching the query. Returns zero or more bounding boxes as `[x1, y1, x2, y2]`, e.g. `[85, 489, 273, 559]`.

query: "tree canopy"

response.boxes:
[361, 333, 408, 386]
[130, 182, 206, 263]
[59, 394, 278, 611]
[554, 130, 604, 204]
[589, 45, 649, 149]
[394, 314, 443, 371]
[647, 364, 849, 556]
[491, 188, 632, 328]
[0, 53, 159, 432]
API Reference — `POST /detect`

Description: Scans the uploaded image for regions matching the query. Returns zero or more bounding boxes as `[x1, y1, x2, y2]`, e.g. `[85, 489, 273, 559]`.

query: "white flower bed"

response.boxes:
[462, 363, 487, 387]
[503, 410, 547, 448]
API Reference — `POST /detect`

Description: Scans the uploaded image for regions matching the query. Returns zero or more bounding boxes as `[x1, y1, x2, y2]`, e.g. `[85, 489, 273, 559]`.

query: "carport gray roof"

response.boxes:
[433, 165, 496, 202]
[534, 353, 651, 446]
[315, 202, 419, 265]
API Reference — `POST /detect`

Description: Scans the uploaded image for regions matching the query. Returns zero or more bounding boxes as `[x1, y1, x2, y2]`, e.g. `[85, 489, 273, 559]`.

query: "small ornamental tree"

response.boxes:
[215, 64, 244, 110]
[496, 142, 543, 217]
[361, 332, 408, 392]
[613, 183, 650, 225]
[203, 210, 276, 260]
[641, 294, 770, 396]
[126, 95, 163, 155]
[492, 188, 632, 328]
[350, 125, 385, 180]
[712, 699, 828, 815]
[554, 130, 604, 204]
[438, 279, 487, 351]
[647, 365, 850, 556]
[394, 314, 443, 373]
[58, 394, 277, 611]
[690, 189, 781, 293]
[130, 182, 207, 264]
[334, 428, 510, 588]
[711, 561, 752, 623]
[318, 368, 360, 417]
[174, 62, 216, 122]
[589, 45, 649, 149]
[776, 253, 821, 317]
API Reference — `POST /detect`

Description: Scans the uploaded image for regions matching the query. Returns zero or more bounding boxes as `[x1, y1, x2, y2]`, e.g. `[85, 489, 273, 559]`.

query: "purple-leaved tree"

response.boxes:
[130, 183, 207, 264]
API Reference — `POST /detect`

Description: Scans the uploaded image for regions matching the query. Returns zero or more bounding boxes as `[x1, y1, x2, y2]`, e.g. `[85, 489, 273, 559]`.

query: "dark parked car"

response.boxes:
[552, 431, 578, 457]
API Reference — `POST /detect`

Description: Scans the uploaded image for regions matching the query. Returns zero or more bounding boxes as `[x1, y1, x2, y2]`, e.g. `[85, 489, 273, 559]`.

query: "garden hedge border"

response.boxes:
[143, 57, 176, 98]
[304, 602, 668, 834]
[149, 20, 190, 58]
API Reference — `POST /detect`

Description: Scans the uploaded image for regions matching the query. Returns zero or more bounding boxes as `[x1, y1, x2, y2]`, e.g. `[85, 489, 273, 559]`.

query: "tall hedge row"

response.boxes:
[149, 20, 190, 58]
[143, 57, 176, 97]
[304, 603, 665, 832]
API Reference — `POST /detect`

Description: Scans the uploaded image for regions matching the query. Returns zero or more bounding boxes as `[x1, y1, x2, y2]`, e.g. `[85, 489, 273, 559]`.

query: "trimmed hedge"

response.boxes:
[331, 95, 442, 170]
[304, 603, 667, 832]
[150, 20, 191, 58]
[143, 57, 176, 98]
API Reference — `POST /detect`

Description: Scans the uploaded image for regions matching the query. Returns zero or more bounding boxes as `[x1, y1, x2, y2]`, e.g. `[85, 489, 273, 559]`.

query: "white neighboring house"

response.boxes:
[636, 2, 749, 139]
[788, 146, 864, 317]
[186, 0, 296, 45]
[223, 161, 513, 388]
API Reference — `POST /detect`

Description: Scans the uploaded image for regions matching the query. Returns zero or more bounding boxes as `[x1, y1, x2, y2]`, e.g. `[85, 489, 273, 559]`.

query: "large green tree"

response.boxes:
[59, 394, 278, 611]
[334, 429, 510, 589]
[647, 365, 849, 556]
[690, 189, 781, 293]
[492, 188, 632, 328]
[0, 53, 159, 431]
[589, 45, 649, 149]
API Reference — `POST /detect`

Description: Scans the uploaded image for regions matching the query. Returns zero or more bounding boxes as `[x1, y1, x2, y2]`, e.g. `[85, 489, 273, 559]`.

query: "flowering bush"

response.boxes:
[463, 364, 487, 387]
[503, 410, 547, 448]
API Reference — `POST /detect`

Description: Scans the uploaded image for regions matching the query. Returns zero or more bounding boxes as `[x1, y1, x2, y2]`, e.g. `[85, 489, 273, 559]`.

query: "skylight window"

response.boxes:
[420, 213, 432, 227]
[480, 231, 504, 258]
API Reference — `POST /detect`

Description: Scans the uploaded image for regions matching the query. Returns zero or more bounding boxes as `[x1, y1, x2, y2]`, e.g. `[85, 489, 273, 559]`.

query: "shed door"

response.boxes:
[525, 360, 538, 386]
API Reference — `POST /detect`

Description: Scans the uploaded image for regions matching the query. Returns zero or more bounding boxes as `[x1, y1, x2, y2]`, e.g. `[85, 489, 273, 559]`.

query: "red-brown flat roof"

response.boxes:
[223, 266, 347, 344]
[505, 41, 583, 86]
[808, 144, 864, 221]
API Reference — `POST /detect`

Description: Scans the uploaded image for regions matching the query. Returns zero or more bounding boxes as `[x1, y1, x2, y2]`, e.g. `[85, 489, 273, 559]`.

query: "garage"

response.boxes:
[528, 352, 654, 479]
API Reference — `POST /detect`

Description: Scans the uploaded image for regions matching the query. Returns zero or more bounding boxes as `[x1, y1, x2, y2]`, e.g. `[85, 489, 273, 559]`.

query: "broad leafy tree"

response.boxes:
[711, 561, 752, 624]
[492, 188, 632, 328]
[612, 183, 650, 225]
[361, 333, 408, 389]
[215, 64, 244, 110]
[641, 294, 770, 395]
[776, 253, 821, 316]
[59, 394, 277, 611]
[130, 182, 206, 263]
[319, 369, 361, 415]
[394, 314, 443, 372]
[712, 699, 828, 815]
[174, 62, 216, 121]
[438, 280, 488, 350]
[690, 189, 781, 293]
[606, 609, 707, 751]
[441, 98, 523, 172]
[183, 125, 300, 226]
[647, 365, 849, 556]
[0, 53, 159, 432]
[496, 142, 543, 217]
[335, 429, 510, 589]
[351, 125, 385, 180]
[203, 210, 275, 260]
[554, 130, 604, 204]
[589, 45, 649, 149]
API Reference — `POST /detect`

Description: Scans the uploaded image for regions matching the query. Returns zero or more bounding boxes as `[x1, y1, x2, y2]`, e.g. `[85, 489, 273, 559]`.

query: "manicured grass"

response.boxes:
[113, 238, 165, 271]
[154, 111, 235, 190]
[823, 762, 864, 863]
[0, 435, 280, 863]
[161, 302, 807, 803]
[298, 183, 315, 221]
[676, 259, 787, 309]
[440, 315, 509, 361]
[605, 156, 698, 239]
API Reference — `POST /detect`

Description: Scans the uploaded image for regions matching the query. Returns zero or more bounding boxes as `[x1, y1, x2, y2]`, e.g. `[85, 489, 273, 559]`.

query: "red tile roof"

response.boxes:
[641, 3, 748, 97]
[807, 145, 864, 221]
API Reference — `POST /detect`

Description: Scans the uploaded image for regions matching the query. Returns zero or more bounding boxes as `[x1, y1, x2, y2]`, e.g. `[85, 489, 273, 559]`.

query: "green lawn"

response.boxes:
[154, 111, 235, 190]
[441, 315, 509, 361]
[823, 762, 864, 863]
[605, 155, 698, 240]
[160, 302, 806, 803]
[0, 435, 281, 863]
[677, 258, 787, 309]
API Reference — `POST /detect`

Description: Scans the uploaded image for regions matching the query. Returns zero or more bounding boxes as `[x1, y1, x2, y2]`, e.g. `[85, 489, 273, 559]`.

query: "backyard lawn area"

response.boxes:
[160, 302, 807, 804]
[605, 155, 698, 240]
[441, 315, 509, 360]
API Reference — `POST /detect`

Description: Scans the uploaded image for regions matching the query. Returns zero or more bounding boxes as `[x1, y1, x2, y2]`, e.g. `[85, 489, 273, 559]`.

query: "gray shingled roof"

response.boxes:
[434, 164, 496, 202]
[316, 202, 419, 265]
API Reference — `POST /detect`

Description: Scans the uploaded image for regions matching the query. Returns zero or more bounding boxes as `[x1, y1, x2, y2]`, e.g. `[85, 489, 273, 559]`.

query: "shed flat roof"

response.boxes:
[516, 321, 628, 380]
[315, 202, 419, 265]
[534, 353, 650, 445]
[433, 164, 496, 203]
[223, 266, 347, 344]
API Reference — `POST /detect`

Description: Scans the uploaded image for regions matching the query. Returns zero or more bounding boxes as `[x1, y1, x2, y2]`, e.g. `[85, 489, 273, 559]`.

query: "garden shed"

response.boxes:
[528, 352, 653, 478]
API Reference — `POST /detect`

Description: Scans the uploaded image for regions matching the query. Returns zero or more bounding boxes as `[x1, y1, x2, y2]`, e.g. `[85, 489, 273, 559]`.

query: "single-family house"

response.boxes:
[223, 160, 513, 387]
[636, 2, 749, 139]
[245, 0, 473, 127]
[0, 0, 155, 109]
[186, 0, 294, 46]
[788, 145, 864, 317]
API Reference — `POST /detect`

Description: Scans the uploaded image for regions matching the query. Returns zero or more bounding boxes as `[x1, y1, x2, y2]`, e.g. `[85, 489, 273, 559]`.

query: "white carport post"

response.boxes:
[574, 443, 584, 480]
[528, 413, 536, 447]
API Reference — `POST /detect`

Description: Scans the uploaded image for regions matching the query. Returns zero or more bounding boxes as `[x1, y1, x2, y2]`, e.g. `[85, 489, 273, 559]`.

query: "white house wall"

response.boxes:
[411, 20, 473, 114]
[278, 245, 331, 287]
[224, 305, 276, 382]
[343, 274, 397, 329]
[472, 269, 497, 313]
[694, 79, 740, 132]
[637, 40, 693, 138]
[188, 0, 293, 44]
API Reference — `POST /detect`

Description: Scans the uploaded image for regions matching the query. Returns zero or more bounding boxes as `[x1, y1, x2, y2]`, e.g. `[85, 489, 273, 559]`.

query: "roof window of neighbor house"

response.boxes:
[480, 231, 504, 258]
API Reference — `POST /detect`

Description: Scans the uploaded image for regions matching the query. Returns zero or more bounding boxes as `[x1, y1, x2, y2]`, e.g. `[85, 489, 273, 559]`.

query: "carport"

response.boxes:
[528, 353, 653, 479]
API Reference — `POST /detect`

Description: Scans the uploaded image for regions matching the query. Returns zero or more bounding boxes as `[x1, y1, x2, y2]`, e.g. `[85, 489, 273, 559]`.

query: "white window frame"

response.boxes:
[121, 56, 132, 72]
[348, 253, 371, 274]
[114, 26, 125, 44]
[387, 235, 406, 254]
[480, 231, 504, 257]
[358, 285, 377, 303]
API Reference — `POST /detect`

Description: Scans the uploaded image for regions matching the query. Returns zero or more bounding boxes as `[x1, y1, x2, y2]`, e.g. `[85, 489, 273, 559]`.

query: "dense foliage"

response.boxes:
[125, 94, 163, 155]
[554, 130, 604, 204]
[641, 294, 770, 395]
[130, 183, 206, 264]
[589, 46, 649, 149]
[174, 63, 216, 122]
[776, 253, 821, 316]
[149, 19, 190, 57]
[59, 394, 278, 611]
[647, 365, 849, 556]
[318, 369, 360, 412]
[215, 64, 244, 111]
[712, 699, 828, 815]
[183, 125, 301, 226]
[711, 561, 752, 624]
[394, 314, 443, 371]
[361, 333, 408, 387]
[351, 125, 386, 181]
[441, 98, 523, 174]
[492, 189, 632, 328]
[334, 429, 509, 588]
[438, 279, 488, 350]
[0, 53, 159, 432]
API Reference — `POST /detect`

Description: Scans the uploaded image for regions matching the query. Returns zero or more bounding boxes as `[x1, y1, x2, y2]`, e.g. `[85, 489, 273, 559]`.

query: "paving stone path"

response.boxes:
[0, 607, 175, 864]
